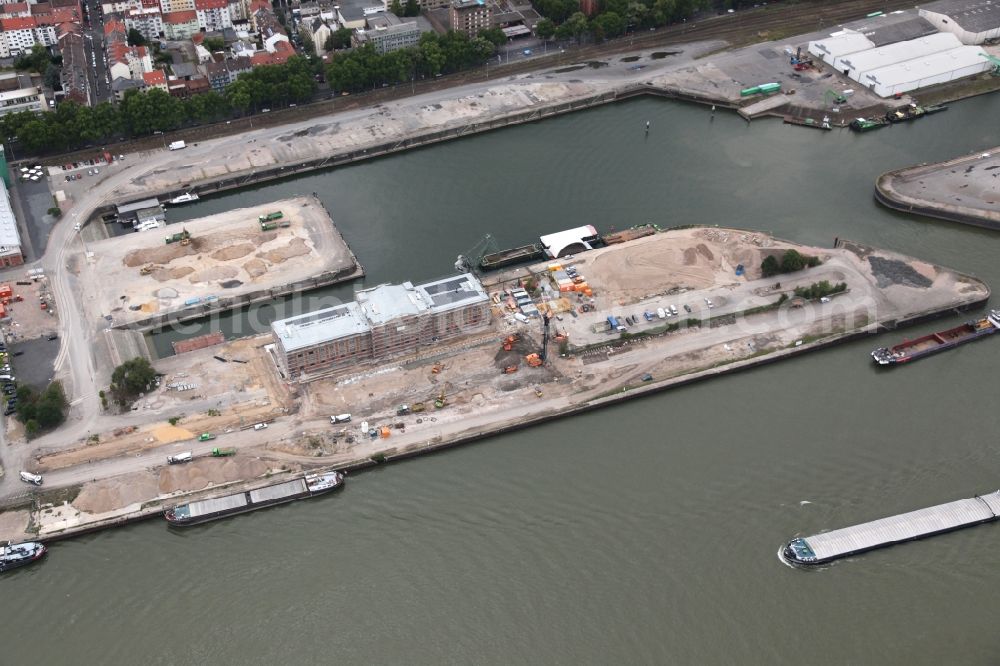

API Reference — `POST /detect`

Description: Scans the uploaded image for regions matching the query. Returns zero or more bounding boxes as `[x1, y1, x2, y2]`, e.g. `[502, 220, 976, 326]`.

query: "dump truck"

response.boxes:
[211, 447, 236, 457]
[258, 211, 283, 223]
[168, 140, 186, 151]
[259, 220, 290, 231]
[165, 228, 191, 245]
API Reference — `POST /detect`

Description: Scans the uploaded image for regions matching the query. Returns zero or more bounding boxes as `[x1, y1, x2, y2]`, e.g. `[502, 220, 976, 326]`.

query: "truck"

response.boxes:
[168, 140, 186, 151]
[258, 211, 283, 223]
[260, 220, 290, 231]
[211, 447, 236, 457]
[607, 316, 626, 333]
[19, 471, 42, 485]
[166, 451, 193, 464]
[330, 413, 352, 424]
[197, 433, 216, 441]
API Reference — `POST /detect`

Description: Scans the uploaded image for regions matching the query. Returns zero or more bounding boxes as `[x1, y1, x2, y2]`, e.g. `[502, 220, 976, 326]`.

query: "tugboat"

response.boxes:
[0, 540, 47, 573]
[167, 192, 199, 205]
[871, 310, 1000, 365]
[849, 116, 889, 132]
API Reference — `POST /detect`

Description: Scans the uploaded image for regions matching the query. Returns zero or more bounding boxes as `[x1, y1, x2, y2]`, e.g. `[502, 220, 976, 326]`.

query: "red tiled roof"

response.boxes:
[191, 31, 204, 43]
[249, 0, 269, 14]
[195, 0, 227, 10]
[31, 2, 52, 15]
[104, 18, 126, 34]
[1, 3, 30, 15]
[163, 9, 197, 23]
[143, 70, 167, 85]
[0, 17, 37, 30]
[35, 7, 79, 25]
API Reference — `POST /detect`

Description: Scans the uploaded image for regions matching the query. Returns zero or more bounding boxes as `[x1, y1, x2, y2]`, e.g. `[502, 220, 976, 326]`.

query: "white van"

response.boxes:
[19, 471, 42, 485]
[513, 313, 529, 324]
[330, 414, 351, 424]
[253, 422, 268, 431]
[656, 308, 666, 319]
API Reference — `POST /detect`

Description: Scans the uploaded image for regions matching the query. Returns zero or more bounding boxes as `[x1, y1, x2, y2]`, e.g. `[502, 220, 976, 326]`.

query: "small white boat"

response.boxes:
[168, 192, 199, 205]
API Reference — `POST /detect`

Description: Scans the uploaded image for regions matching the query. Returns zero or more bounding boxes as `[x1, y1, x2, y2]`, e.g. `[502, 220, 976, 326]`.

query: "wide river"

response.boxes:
[5, 94, 1000, 664]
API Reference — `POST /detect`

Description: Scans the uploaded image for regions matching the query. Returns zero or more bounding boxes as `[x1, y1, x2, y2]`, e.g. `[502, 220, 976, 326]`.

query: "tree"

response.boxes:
[404, 0, 419, 16]
[127, 28, 147, 47]
[111, 357, 157, 406]
[564, 12, 590, 43]
[592, 11, 625, 40]
[331, 27, 353, 50]
[390, 0, 403, 15]
[761, 254, 780, 277]
[479, 28, 507, 48]
[44, 63, 61, 91]
[203, 36, 225, 52]
[535, 18, 556, 40]
[13, 44, 52, 74]
[780, 249, 807, 273]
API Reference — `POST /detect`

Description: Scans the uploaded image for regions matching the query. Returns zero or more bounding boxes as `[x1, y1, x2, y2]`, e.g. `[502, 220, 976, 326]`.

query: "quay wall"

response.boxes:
[24, 282, 989, 544]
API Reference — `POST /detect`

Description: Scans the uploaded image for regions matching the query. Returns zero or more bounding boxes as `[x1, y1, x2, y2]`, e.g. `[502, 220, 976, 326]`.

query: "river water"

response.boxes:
[5, 95, 1000, 664]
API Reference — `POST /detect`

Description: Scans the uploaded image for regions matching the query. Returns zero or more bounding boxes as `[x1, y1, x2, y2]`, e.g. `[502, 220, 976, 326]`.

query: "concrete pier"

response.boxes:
[875, 148, 1000, 231]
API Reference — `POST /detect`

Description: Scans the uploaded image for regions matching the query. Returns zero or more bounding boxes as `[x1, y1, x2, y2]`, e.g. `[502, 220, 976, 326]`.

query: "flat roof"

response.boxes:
[539, 225, 599, 258]
[865, 45, 990, 86]
[117, 198, 162, 215]
[0, 179, 21, 250]
[857, 16, 938, 47]
[922, 0, 1000, 33]
[272, 301, 370, 352]
[808, 31, 875, 59]
[356, 282, 426, 325]
[840, 32, 963, 74]
[416, 273, 488, 312]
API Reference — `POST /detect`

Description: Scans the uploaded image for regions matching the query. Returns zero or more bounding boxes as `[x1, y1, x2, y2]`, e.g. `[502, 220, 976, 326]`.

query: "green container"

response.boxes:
[740, 86, 761, 97]
[759, 83, 781, 94]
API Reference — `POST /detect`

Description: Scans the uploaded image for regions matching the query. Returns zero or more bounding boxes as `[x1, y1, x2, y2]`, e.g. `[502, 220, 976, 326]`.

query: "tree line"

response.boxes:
[531, 0, 710, 42]
[0, 56, 318, 155]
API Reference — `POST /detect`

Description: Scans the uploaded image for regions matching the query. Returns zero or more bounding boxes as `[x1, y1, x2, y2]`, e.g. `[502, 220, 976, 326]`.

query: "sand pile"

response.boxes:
[157, 458, 271, 494]
[124, 243, 195, 267]
[188, 265, 239, 284]
[211, 243, 256, 262]
[258, 237, 310, 264]
[74, 473, 160, 513]
[243, 258, 268, 278]
[152, 424, 195, 443]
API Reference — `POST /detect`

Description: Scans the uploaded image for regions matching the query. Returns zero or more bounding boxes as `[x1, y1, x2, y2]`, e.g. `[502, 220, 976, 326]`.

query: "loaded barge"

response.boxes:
[872, 310, 1000, 365]
[783, 490, 1000, 566]
[480, 244, 545, 271]
[164, 471, 344, 527]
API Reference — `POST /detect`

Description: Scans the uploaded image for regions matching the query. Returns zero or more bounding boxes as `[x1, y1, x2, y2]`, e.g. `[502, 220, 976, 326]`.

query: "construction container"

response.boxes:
[759, 82, 782, 94]
[0, 285, 11, 300]
[740, 86, 761, 97]
[548, 264, 562, 272]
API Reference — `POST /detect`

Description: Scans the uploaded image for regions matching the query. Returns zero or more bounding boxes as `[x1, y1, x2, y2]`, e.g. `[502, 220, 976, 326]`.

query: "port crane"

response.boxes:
[455, 234, 501, 274]
[982, 53, 1000, 77]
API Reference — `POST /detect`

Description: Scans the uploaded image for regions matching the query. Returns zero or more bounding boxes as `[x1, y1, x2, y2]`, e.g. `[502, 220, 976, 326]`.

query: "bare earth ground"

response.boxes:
[79, 195, 357, 326]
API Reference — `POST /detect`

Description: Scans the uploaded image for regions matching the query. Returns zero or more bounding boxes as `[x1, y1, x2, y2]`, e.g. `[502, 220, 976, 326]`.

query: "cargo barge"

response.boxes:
[849, 116, 889, 132]
[871, 310, 1000, 365]
[479, 244, 545, 271]
[885, 103, 947, 124]
[164, 471, 344, 527]
[0, 540, 47, 573]
[602, 224, 658, 245]
[782, 490, 1000, 566]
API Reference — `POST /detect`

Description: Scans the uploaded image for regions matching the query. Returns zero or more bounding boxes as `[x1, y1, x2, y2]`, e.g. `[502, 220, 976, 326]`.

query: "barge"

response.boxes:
[0, 540, 47, 573]
[885, 103, 947, 124]
[602, 224, 658, 245]
[479, 244, 545, 271]
[164, 471, 344, 527]
[849, 116, 889, 132]
[783, 490, 1000, 566]
[871, 310, 1000, 365]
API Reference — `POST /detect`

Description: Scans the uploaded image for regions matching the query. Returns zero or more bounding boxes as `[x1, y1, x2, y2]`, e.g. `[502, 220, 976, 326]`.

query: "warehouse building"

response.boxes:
[808, 30, 875, 65]
[861, 45, 991, 96]
[919, 0, 1000, 45]
[836, 32, 963, 80]
[0, 176, 23, 267]
[271, 273, 491, 379]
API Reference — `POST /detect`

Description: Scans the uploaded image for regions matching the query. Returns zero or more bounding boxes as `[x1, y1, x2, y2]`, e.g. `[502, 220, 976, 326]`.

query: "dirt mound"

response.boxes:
[157, 458, 271, 494]
[188, 265, 239, 284]
[258, 237, 310, 264]
[73, 473, 160, 513]
[124, 244, 193, 268]
[211, 243, 256, 262]
[683, 248, 698, 265]
[243, 258, 268, 278]
[153, 266, 195, 281]
[696, 243, 714, 261]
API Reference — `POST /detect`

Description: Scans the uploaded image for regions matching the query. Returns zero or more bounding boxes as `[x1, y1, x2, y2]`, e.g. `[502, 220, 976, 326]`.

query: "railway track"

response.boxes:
[35, 0, 920, 164]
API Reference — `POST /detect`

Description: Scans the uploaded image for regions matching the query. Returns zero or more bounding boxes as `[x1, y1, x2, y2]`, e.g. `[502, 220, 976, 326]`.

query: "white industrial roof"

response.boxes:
[539, 225, 599, 259]
[416, 274, 488, 313]
[865, 45, 990, 86]
[808, 31, 875, 59]
[840, 32, 963, 75]
[272, 301, 370, 352]
[356, 283, 426, 325]
[0, 179, 21, 251]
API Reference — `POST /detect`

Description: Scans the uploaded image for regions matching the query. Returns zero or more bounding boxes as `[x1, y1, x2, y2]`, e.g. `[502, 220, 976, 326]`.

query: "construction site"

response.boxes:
[76, 195, 363, 330]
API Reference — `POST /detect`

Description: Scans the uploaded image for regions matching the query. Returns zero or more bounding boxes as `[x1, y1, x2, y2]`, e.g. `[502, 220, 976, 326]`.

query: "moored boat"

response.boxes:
[0, 540, 47, 573]
[849, 116, 889, 132]
[168, 192, 199, 205]
[871, 310, 1000, 365]
[164, 471, 344, 527]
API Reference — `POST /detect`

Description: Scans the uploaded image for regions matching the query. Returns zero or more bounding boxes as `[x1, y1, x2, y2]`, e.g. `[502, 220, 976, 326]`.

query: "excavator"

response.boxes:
[502, 334, 519, 351]
[524, 314, 550, 368]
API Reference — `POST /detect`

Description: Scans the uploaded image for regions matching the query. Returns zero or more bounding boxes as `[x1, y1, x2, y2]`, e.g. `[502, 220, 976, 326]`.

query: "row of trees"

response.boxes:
[0, 57, 318, 154]
[532, 0, 710, 42]
[794, 280, 847, 300]
[761, 249, 821, 277]
[325, 31, 495, 93]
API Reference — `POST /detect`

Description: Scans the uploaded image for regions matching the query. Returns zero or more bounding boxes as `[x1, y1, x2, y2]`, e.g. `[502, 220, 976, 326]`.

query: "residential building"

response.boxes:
[163, 9, 198, 38]
[0, 17, 58, 57]
[124, 5, 163, 42]
[305, 16, 331, 55]
[354, 12, 420, 54]
[202, 53, 250, 90]
[0, 73, 47, 115]
[111, 75, 146, 100]
[159, 0, 194, 13]
[334, 0, 384, 30]
[195, 0, 231, 31]
[449, 0, 489, 38]
[271, 273, 492, 380]
[141, 68, 167, 91]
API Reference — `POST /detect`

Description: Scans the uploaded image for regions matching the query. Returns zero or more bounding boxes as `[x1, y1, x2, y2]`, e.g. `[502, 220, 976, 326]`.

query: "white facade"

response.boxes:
[920, 2, 1000, 45]
[196, 5, 232, 30]
[0, 23, 57, 57]
[808, 31, 876, 66]
[836, 32, 963, 80]
[863, 46, 991, 96]
[125, 6, 164, 41]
